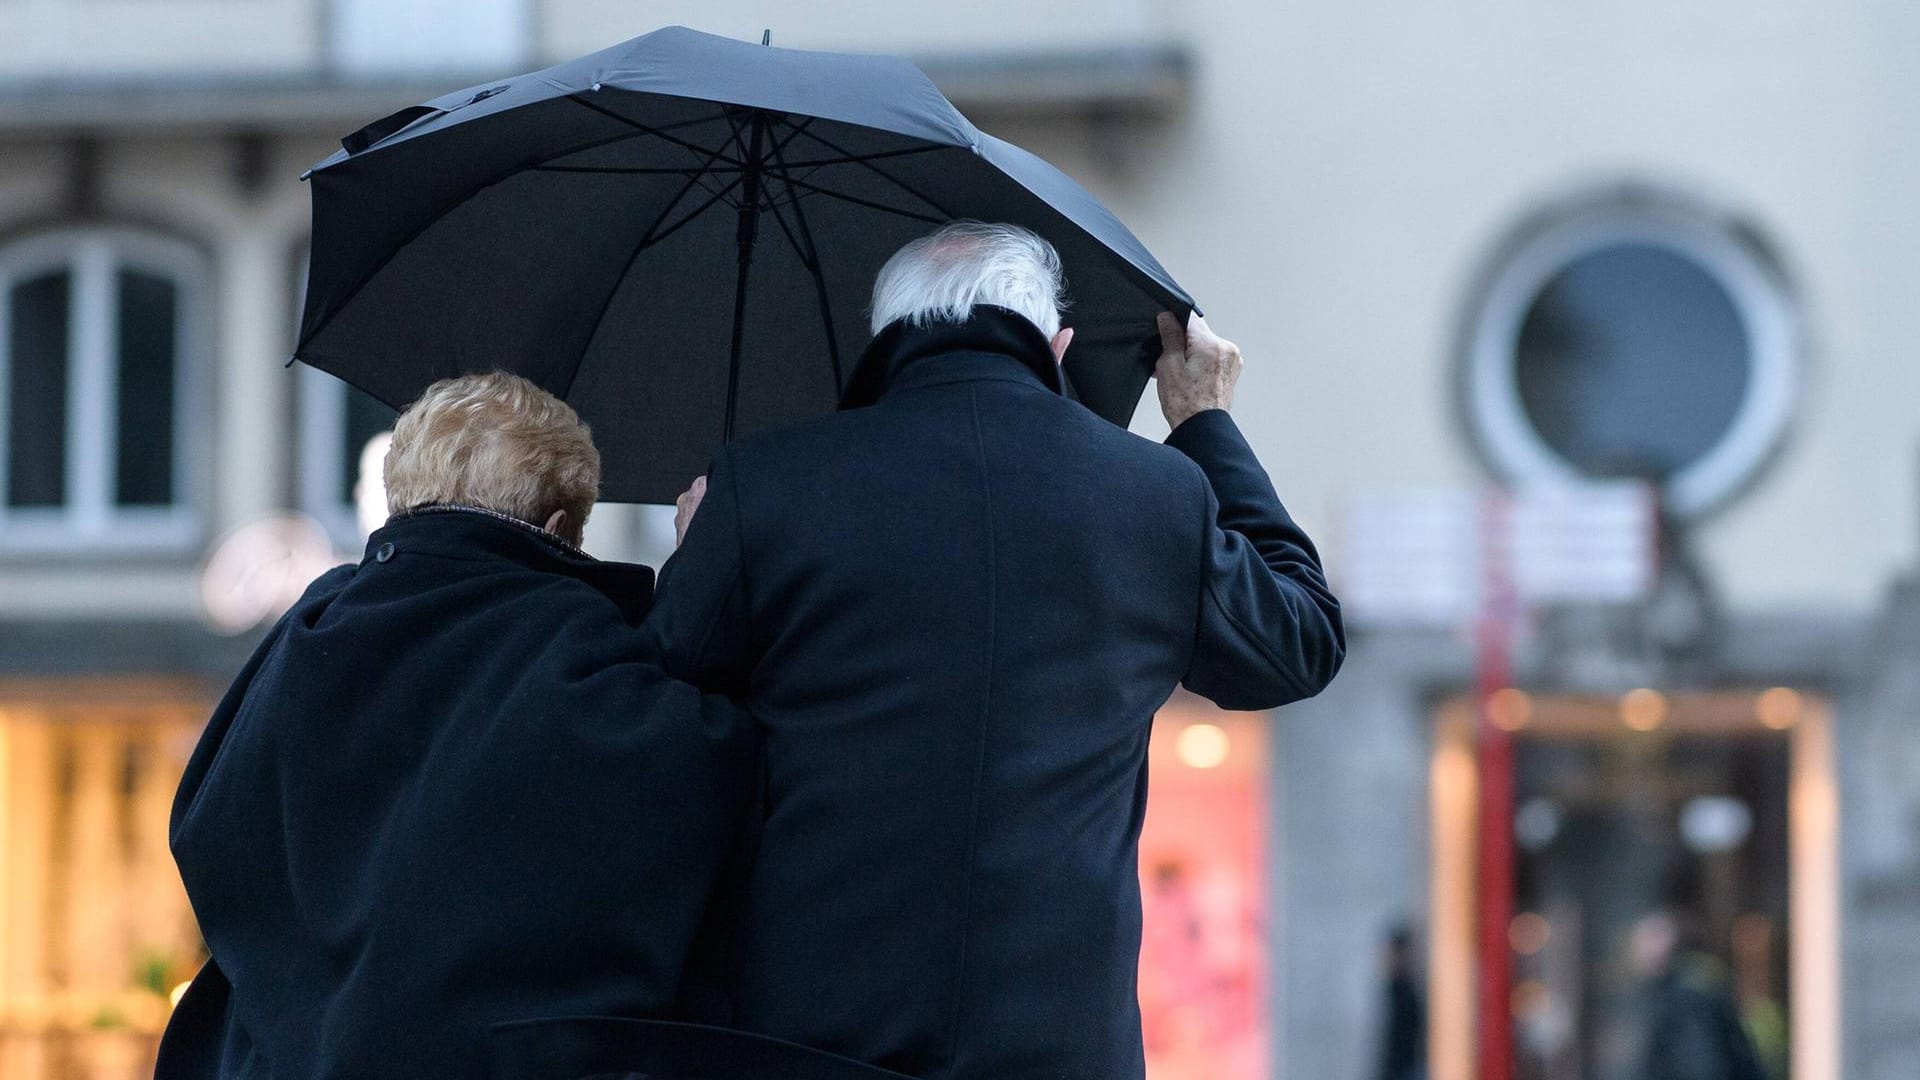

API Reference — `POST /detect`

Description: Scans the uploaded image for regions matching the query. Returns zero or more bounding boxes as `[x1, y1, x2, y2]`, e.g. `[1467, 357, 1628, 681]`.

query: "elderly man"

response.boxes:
[624, 221, 1345, 1079]
[156, 373, 754, 1080]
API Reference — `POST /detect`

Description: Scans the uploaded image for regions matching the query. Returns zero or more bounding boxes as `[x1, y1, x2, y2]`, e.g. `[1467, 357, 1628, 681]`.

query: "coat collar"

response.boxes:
[367, 505, 655, 622]
[839, 305, 1065, 410]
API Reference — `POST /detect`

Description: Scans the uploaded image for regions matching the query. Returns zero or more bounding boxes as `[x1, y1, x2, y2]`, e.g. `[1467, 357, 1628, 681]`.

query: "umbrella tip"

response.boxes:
[761, 28, 771, 45]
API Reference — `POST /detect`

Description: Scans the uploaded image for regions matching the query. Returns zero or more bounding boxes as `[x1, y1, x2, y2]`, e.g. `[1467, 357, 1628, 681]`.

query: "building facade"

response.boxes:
[1, 1, 1917, 1078]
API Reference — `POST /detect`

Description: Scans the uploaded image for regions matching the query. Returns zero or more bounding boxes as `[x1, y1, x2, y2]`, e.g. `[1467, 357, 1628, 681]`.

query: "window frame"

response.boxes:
[0, 228, 211, 554]
[1460, 190, 1803, 519]
[296, 363, 390, 546]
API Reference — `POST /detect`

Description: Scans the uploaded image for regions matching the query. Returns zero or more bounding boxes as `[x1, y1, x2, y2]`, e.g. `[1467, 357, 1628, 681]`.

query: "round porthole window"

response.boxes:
[1460, 187, 1804, 518]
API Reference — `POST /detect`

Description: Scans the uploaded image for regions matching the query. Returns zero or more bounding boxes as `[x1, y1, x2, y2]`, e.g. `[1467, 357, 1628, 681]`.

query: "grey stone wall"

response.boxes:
[1273, 628, 1465, 1080]
[1842, 574, 1920, 1080]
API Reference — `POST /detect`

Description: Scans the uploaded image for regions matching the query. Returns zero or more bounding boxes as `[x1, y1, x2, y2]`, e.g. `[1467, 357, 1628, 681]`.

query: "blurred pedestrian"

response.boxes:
[1377, 923, 1427, 1080]
[1630, 910, 1767, 1080]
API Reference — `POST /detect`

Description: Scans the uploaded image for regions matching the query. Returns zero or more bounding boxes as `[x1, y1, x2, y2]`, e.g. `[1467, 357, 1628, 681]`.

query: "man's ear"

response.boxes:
[1050, 327, 1074, 366]
[544, 509, 568, 538]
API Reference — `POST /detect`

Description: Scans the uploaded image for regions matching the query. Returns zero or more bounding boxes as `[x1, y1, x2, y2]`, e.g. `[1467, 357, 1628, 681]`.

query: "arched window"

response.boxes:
[0, 229, 209, 550]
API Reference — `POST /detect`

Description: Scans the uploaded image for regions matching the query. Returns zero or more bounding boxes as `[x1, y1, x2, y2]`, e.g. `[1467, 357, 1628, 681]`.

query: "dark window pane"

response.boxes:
[115, 270, 179, 506]
[340, 389, 396, 504]
[1516, 244, 1750, 480]
[7, 272, 71, 508]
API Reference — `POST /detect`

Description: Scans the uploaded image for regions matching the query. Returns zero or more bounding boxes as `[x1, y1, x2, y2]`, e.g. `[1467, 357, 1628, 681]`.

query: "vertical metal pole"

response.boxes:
[1475, 490, 1516, 1080]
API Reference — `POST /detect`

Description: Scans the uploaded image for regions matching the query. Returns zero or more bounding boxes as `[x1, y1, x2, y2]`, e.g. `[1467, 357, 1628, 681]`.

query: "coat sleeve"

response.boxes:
[1165, 409, 1345, 710]
[644, 448, 757, 699]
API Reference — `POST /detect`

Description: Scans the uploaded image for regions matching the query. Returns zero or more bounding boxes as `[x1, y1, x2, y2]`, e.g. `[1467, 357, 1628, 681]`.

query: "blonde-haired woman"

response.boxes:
[158, 372, 755, 1080]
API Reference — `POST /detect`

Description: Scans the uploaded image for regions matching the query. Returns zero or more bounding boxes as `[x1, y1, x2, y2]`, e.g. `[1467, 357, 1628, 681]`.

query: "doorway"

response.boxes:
[1429, 690, 1839, 1080]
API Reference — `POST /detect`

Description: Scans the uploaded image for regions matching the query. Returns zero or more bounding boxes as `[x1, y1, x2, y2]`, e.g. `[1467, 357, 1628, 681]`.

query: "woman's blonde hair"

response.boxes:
[383, 372, 599, 545]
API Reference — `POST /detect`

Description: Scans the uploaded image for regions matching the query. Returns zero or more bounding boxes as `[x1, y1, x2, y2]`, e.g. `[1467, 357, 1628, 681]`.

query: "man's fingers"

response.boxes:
[677, 478, 706, 508]
[1185, 313, 1242, 370]
[1187, 313, 1222, 351]
[1155, 311, 1185, 364]
[673, 475, 708, 548]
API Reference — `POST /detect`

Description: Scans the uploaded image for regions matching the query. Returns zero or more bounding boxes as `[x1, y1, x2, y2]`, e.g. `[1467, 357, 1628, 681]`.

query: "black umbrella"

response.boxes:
[296, 25, 1196, 503]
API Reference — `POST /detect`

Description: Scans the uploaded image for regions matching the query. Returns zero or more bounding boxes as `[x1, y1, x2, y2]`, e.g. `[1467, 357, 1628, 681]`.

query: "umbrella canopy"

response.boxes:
[297, 25, 1196, 503]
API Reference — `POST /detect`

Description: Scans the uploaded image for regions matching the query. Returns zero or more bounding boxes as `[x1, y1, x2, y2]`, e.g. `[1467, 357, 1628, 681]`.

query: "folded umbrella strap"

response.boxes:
[489, 1017, 920, 1080]
[342, 106, 443, 155]
[342, 85, 514, 155]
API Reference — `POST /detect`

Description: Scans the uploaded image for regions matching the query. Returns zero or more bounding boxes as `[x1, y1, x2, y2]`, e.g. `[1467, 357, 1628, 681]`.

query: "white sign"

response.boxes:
[1336, 483, 1656, 627]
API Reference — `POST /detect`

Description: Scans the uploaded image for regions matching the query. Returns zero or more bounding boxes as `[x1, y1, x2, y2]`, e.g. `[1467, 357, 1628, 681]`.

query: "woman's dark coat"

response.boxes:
[155, 508, 755, 1080]
[618, 307, 1346, 1079]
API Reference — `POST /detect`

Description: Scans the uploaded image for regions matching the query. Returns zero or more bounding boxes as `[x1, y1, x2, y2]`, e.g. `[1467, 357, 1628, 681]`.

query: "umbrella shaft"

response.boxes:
[725, 111, 770, 443]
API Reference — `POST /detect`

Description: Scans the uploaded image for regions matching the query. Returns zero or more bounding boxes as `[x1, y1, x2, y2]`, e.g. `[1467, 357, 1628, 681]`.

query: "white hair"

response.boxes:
[869, 221, 1066, 338]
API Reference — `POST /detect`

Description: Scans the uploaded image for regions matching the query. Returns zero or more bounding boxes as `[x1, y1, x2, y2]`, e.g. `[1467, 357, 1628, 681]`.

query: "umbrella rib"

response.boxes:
[717, 107, 817, 195]
[767, 114, 818, 157]
[532, 164, 742, 175]
[774, 174, 945, 225]
[783, 126, 956, 219]
[757, 118, 830, 194]
[759, 173, 809, 264]
[645, 173, 748, 247]
[537, 156, 916, 176]
[715, 108, 761, 205]
[765, 128, 845, 390]
[565, 94, 748, 168]
[298, 112, 733, 354]
[552, 170, 749, 405]
[772, 145, 952, 170]
[721, 108, 756, 162]
[554, 108, 816, 420]
[551, 113, 748, 402]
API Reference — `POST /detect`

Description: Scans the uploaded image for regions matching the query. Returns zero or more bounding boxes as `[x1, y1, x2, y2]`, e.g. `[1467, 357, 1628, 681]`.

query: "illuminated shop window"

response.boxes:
[0, 684, 208, 1070]
[1140, 700, 1270, 1080]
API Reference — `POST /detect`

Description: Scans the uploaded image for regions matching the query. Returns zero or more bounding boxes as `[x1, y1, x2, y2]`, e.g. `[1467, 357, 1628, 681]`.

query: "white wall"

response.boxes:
[541, 0, 1164, 59]
[1054, 0, 1915, 614]
[0, 0, 321, 77]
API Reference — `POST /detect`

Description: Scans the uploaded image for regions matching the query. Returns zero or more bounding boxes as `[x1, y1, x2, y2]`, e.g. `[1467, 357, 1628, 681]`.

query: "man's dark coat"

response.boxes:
[624, 306, 1346, 1079]
[155, 508, 756, 1080]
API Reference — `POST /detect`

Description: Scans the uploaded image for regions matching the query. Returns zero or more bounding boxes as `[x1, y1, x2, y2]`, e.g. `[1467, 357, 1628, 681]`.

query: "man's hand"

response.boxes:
[1154, 311, 1243, 430]
[674, 476, 707, 549]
